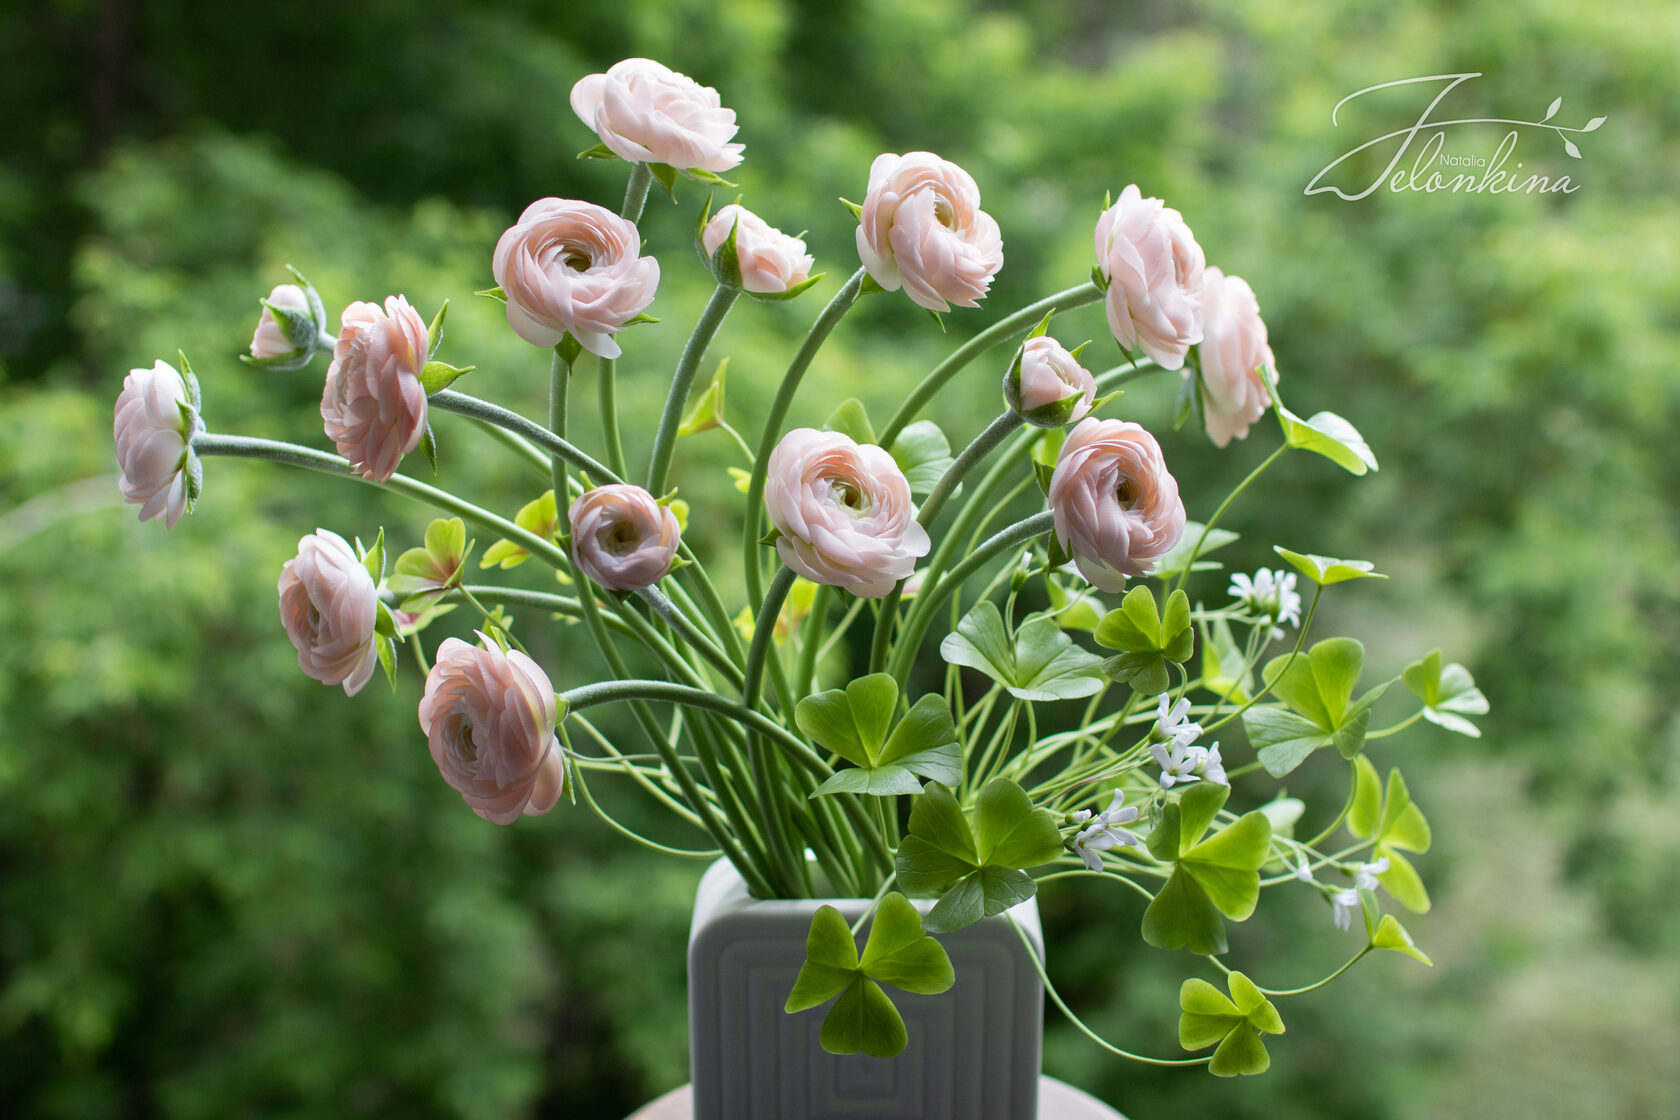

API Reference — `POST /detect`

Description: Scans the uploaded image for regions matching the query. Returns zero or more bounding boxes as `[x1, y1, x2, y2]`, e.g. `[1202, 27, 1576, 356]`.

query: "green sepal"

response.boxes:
[839, 196, 864, 221]
[425, 299, 448, 358]
[285, 264, 327, 329]
[181, 448, 203, 514]
[418, 424, 438, 473]
[177, 351, 202, 414]
[708, 212, 743, 289]
[939, 600, 1104, 702]
[259, 296, 321, 352]
[680, 165, 737, 189]
[360, 526, 386, 583]
[420, 360, 476, 395]
[1026, 309, 1055, 340]
[748, 273, 827, 302]
[1089, 263, 1110, 292]
[648, 163, 678, 201]
[476, 286, 507, 303]
[375, 629, 398, 691]
[576, 142, 620, 160]
[555, 335, 583, 367]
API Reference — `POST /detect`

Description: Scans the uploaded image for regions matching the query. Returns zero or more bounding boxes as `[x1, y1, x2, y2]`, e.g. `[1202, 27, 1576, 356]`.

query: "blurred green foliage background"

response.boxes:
[2, 0, 1677, 1117]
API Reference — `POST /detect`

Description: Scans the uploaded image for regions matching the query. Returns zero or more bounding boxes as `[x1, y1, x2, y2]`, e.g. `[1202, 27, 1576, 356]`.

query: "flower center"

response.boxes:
[601, 520, 641, 555]
[932, 196, 955, 228]
[1115, 477, 1138, 509]
[829, 478, 871, 517]
[564, 249, 593, 272]
[459, 723, 478, 762]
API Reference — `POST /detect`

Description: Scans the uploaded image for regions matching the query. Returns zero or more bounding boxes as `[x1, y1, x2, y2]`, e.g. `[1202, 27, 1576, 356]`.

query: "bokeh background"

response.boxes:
[3, 1, 1678, 1117]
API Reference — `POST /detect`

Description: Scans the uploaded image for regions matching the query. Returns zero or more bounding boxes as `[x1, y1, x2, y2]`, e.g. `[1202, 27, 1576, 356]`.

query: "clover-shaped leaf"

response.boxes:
[784, 892, 955, 1058]
[940, 601, 1104, 702]
[481, 490, 559, 570]
[895, 779, 1063, 933]
[1273, 546, 1387, 587]
[1279, 406, 1378, 475]
[1179, 971, 1285, 1076]
[1370, 914, 1432, 966]
[1200, 616, 1254, 704]
[1142, 782, 1274, 955]
[892, 420, 957, 501]
[1242, 639, 1391, 777]
[825, 398, 877, 445]
[799, 674, 962, 797]
[1348, 757, 1432, 913]
[1402, 649, 1489, 738]
[1094, 586, 1194, 695]
[1152, 521, 1241, 580]
[389, 517, 474, 611]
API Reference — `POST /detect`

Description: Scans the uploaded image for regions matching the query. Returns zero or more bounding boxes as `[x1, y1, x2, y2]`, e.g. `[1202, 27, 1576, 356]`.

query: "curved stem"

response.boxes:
[598, 357, 627, 479]
[742, 268, 869, 609]
[1005, 915, 1210, 1068]
[570, 761, 723, 860]
[189, 433, 569, 570]
[744, 566, 797, 713]
[877, 282, 1102, 449]
[1173, 443, 1288, 596]
[648, 284, 739, 496]
[1250, 948, 1371, 997]
[621, 162, 653, 222]
[637, 586, 744, 690]
[888, 511, 1056, 687]
[431, 389, 622, 485]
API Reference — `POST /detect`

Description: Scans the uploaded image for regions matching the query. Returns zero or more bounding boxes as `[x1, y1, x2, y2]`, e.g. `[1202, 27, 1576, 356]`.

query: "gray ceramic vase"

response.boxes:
[687, 857, 1045, 1120]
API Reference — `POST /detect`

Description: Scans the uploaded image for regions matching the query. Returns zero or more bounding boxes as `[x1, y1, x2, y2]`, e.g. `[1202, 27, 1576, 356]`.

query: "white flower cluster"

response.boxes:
[1149, 695, 1227, 788]
[1228, 568, 1303, 640]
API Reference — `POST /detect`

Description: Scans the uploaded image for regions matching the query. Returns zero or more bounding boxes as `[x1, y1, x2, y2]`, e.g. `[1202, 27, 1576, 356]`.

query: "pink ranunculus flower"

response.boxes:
[701, 203, 814, 295]
[763, 428, 930, 599]
[1196, 266, 1276, 448]
[568, 483, 682, 591]
[1094, 185, 1207, 371]
[855, 151, 1004, 312]
[114, 359, 202, 528]
[418, 635, 564, 825]
[250, 283, 315, 360]
[570, 57, 744, 173]
[1005, 335, 1097, 428]
[1048, 417, 1187, 593]
[276, 529, 381, 696]
[492, 198, 660, 359]
[320, 295, 429, 482]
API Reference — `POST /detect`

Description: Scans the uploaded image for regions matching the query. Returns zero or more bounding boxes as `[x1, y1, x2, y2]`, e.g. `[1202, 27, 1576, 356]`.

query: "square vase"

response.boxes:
[687, 857, 1044, 1120]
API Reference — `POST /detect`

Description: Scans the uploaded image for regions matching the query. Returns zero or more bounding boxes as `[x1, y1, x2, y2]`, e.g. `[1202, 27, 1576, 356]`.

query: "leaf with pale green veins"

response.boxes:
[801, 676, 962, 797]
[1178, 972, 1285, 1076]
[895, 779, 1063, 933]
[891, 420, 956, 500]
[940, 601, 1104, 702]
[1402, 649, 1489, 738]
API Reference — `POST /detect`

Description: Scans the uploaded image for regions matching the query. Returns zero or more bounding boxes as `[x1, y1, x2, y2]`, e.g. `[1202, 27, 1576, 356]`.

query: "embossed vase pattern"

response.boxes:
[688, 858, 1045, 1120]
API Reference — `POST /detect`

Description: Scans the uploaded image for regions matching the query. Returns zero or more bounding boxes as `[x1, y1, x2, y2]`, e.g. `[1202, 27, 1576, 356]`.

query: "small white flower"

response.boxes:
[1154, 694, 1203, 748]
[1331, 889, 1361, 932]
[1353, 856, 1390, 892]
[1151, 740, 1206, 788]
[1229, 568, 1302, 640]
[1197, 741, 1228, 787]
[1283, 847, 1315, 883]
[1073, 789, 1141, 873]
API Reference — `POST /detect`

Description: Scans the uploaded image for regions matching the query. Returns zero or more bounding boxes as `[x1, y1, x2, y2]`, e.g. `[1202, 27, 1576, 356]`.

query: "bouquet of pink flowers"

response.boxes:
[116, 56, 1485, 1076]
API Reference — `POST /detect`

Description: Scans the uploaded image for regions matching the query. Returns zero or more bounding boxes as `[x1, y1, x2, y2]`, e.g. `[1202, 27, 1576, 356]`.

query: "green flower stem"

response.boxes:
[1202, 583, 1323, 734]
[450, 585, 680, 671]
[647, 284, 739, 496]
[570, 762, 723, 860]
[685, 711, 771, 855]
[1364, 710, 1426, 740]
[1173, 442, 1289, 597]
[741, 565, 803, 891]
[1005, 915, 1212, 1068]
[848, 872, 899, 937]
[430, 388, 621, 486]
[1035, 867, 1159, 902]
[887, 511, 1057, 689]
[571, 714, 708, 828]
[637, 586, 745, 691]
[815, 594, 867, 667]
[562, 678, 895, 880]
[867, 409, 1024, 677]
[1207, 948, 1372, 998]
[621, 162, 653, 222]
[1302, 759, 1362, 850]
[742, 268, 869, 608]
[877, 281, 1102, 450]
[598, 357, 628, 478]
[670, 551, 746, 666]
[189, 433, 569, 570]
[796, 584, 832, 701]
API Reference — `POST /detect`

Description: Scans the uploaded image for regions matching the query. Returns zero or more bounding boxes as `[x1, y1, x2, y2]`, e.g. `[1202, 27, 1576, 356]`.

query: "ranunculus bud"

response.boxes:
[320, 295, 429, 482]
[277, 529, 381, 696]
[855, 151, 1003, 312]
[701, 203, 814, 295]
[418, 635, 564, 825]
[114, 358, 202, 528]
[246, 273, 331, 370]
[1048, 417, 1186, 593]
[570, 57, 743, 173]
[763, 428, 930, 599]
[492, 198, 660, 359]
[1004, 335, 1097, 428]
[1195, 267, 1276, 448]
[568, 483, 682, 591]
[1093, 185, 1206, 371]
